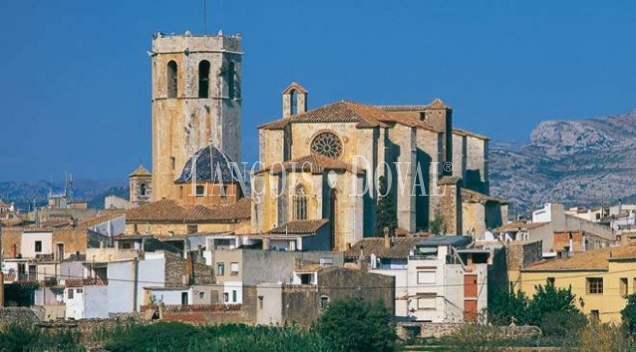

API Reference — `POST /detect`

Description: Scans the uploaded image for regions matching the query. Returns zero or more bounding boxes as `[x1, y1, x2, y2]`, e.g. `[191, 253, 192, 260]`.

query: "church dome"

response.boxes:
[175, 145, 241, 184]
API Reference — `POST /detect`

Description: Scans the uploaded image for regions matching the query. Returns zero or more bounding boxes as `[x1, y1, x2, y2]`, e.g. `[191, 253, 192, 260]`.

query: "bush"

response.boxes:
[314, 297, 396, 352]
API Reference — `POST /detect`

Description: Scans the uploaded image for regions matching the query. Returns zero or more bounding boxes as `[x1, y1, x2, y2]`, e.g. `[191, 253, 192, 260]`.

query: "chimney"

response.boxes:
[383, 227, 391, 249]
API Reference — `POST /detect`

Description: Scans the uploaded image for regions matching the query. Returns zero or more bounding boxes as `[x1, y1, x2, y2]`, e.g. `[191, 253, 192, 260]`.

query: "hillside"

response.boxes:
[489, 109, 636, 216]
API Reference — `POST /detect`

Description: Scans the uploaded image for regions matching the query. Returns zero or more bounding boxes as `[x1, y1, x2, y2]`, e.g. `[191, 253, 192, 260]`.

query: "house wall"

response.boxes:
[125, 221, 249, 236]
[89, 215, 126, 237]
[60, 261, 85, 285]
[84, 285, 109, 318]
[519, 261, 636, 324]
[21, 232, 53, 258]
[256, 283, 283, 325]
[106, 260, 136, 314]
[371, 268, 409, 320]
[65, 287, 84, 319]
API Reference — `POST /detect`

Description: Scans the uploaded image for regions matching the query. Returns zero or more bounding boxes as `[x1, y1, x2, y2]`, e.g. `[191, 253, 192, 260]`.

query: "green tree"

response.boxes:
[429, 211, 446, 235]
[315, 297, 397, 352]
[489, 284, 529, 326]
[621, 293, 636, 335]
[526, 283, 586, 336]
[375, 175, 397, 236]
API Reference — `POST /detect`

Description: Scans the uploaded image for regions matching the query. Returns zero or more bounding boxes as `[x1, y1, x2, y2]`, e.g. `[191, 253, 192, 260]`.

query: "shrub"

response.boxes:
[314, 297, 396, 352]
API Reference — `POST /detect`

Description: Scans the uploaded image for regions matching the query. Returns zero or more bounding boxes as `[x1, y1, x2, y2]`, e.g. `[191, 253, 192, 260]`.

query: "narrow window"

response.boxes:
[170, 157, 176, 170]
[35, 241, 42, 253]
[198, 60, 210, 98]
[547, 277, 555, 286]
[290, 89, 297, 115]
[230, 262, 239, 276]
[294, 185, 308, 220]
[217, 263, 225, 276]
[167, 61, 178, 98]
[196, 185, 205, 197]
[68, 289, 74, 300]
[258, 296, 264, 309]
[227, 61, 236, 99]
[223, 292, 229, 302]
[232, 290, 237, 302]
[198, 292, 205, 300]
[140, 183, 147, 196]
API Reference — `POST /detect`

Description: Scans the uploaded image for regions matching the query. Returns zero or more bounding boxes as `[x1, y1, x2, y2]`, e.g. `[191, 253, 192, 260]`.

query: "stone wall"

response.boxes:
[397, 322, 541, 340]
[140, 304, 249, 325]
[164, 252, 214, 286]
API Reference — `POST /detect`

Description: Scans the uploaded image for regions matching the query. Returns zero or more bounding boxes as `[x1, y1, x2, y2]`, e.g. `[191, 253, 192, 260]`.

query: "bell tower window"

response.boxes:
[167, 61, 178, 98]
[198, 60, 210, 98]
[140, 183, 147, 196]
[228, 61, 236, 100]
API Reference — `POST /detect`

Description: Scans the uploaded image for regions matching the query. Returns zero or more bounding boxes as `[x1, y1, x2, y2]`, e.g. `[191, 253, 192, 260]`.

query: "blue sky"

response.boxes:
[1, 0, 635, 181]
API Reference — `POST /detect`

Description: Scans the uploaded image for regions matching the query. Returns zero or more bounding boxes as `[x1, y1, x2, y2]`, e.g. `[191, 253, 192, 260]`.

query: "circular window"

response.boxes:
[310, 131, 343, 159]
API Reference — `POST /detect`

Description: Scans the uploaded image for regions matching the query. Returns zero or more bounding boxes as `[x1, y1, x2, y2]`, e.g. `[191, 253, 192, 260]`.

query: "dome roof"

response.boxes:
[175, 145, 241, 184]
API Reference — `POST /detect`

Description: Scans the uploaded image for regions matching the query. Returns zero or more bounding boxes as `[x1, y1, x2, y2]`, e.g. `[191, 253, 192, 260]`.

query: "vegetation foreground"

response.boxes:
[3, 293, 636, 351]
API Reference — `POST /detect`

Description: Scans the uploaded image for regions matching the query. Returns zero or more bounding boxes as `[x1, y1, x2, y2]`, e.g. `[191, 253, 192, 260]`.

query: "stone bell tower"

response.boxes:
[150, 31, 243, 201]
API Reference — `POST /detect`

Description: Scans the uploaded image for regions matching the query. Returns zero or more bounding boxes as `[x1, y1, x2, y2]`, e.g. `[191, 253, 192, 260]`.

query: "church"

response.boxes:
[127, 31, 507, 249]
[252, 83, 506, 251]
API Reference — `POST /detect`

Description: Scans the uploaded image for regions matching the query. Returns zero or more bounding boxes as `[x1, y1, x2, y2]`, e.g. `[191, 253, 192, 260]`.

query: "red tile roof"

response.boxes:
[269, 219, 329, 234]
[127, 198, 251, 223]
[255, 154, 365, 176]
[461, 189, 508, 204]
[129, 164, 152, 177]
[260, 100, 445, 132]
[344, 237, 424, 259]
[522, 246, 636, 272]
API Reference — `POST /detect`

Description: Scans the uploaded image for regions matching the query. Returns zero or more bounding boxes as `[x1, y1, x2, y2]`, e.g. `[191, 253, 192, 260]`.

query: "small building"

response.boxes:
[520, 245, 636, 323]
[256, 266, 395, 326]
[345, 235, 490, 323]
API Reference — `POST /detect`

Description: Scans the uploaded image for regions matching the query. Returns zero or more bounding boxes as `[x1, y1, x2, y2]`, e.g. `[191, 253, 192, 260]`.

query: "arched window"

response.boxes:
[167, 61, 178, 98]
[198, 60, 210, 98]
[140, 183, 147, 196]
[294, 185, 308, 220]
[227, 61, 236, 99]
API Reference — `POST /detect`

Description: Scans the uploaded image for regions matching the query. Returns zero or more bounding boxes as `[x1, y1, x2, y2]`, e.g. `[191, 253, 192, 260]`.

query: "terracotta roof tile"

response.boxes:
[269, 219, 329, 234]
[522, 246, 636, 272]
[127, 198, 251, 223]
[344, 237, 423, 260]
[259, 101, 392, 130]
[255, 154, 365, 176]
[79, 211, 126, 228]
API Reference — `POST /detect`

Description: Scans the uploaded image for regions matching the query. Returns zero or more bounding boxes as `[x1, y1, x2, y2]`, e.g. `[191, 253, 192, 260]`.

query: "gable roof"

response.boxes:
[269, 219, 329, 235]
[344, 237, 423, 260]
[255, 154, 365, 176]
[126, 198, 251, 223]
[522, 246, 636, 272]
[260, 101, 391, 130]
[129, 164, 151, 177]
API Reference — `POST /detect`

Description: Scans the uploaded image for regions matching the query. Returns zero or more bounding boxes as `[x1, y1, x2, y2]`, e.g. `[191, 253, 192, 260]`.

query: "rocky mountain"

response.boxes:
[489, 109, 636, 216]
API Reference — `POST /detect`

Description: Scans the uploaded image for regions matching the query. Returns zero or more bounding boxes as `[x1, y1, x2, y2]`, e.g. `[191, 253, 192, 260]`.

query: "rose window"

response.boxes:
[310, 132, 343, 159]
